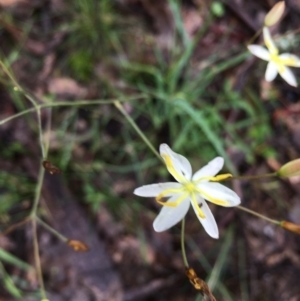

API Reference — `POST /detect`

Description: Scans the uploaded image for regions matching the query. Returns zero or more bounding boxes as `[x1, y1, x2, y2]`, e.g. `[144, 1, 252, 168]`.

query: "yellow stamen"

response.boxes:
[208, 198, 228, 206]
[281, 57, 298, 66]
[266, 41, 278, 55]
[209, 173, 232, 182]
[196, 187, 229, 206]
[156, 192, 189, 207]
[191, 193, 205, 219]
[264, 30, 278, 55]
[156, 188, 184, 202]
[156, 199, 177, 207]
[162, 154, 187, 183]
[277, 64, 285, 75]
[195, 173, 232, 183]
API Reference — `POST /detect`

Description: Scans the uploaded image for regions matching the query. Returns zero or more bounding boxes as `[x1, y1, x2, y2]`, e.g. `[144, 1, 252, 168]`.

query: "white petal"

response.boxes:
[279, 53, 300, 67]
[134, 182, 182, 197]
[159, 144, 192, 181]
[279, 66, 298, 87]
[197, 182, 240, 207]
[265, 61, 278, 81]
[153, 196, 190, 232]
[247, 45, 270, 61]
[191, 197, 219, 239]
[192, 157, 224, 181]
[263, 27, 278, 54]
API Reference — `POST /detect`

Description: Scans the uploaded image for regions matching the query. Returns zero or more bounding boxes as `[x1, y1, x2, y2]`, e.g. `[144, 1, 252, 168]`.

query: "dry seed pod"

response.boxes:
[67, 239, 90, 252]
[42, 160, 62, 175]
[185, 267, 216, 301]
[280, 220, 300, 235]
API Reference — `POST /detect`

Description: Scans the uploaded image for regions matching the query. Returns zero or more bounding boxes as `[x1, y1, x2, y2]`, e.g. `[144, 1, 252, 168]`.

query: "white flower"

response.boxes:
[248, 27, 300, 87]
[134, 144, 240, 239]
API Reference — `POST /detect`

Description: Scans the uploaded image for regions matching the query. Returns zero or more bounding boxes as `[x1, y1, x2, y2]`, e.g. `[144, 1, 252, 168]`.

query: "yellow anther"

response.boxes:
[210, 173, 232, 182]
[196, 173, 232, 183]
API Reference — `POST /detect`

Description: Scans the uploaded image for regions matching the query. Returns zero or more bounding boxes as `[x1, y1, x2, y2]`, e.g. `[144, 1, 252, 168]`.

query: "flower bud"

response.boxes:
[280, 220, 300, 235]
[67, 239, 90, 252]
[264, 1, 285, 27]
[277, 158, 300, 177]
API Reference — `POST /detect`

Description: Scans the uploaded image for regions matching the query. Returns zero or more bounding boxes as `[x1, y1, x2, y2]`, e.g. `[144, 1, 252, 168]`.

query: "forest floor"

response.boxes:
[1, 1, 300, 301]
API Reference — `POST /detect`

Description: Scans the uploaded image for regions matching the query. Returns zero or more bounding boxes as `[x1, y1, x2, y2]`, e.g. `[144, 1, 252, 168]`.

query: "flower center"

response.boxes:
[183, 182, 197, 193]
[156, 154, 233, 219]
[270, 53, 286, 74]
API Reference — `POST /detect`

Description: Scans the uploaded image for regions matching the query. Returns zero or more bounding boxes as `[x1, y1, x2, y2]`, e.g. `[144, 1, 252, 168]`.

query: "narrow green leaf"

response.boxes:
[0, 249, 32, 271]
[174, 99, 236, 174]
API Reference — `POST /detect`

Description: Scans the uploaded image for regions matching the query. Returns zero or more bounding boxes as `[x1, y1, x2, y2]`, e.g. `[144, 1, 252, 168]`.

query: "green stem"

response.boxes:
[32, 218, 47, 300]
[237, 205, 280, 225]
[229, 172, 277, 181]
[0, 218, 30, 237]
[35, 216, 68, 242]
[37, 107, 45, 158]
[181, 218, 189, 268]
[0, 60, 46, 156]
[30, 163, 45, 217]
[29, 163, 48, 299]
[0, 61, 38, 108]
[44, 108, 52, 156]
[113, 100, 162, 162]
[246, 27, 262, 46]
[0, 95, 146, 126]
[29, 105, 53, 301]
[0, 107, 36, 125]
[0, 61, 22, 91]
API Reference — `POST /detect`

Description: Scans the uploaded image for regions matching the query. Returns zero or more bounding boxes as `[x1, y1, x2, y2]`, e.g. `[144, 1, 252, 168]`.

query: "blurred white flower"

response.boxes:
[248, 27, 300, 87]
[134, 144, 240, 239]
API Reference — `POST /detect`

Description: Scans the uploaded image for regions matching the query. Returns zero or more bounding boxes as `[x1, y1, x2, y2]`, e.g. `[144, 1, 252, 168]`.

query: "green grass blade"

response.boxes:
[207, 227, 233, 290]
[174, 99, 236, 173]
[0, 248, 32, 271]
[0, 262, 23, 298]
[187, 237, 234, 301]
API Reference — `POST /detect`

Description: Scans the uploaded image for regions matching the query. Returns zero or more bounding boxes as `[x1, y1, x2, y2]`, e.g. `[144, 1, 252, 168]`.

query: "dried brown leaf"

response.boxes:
[185, 267, 217, 301]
